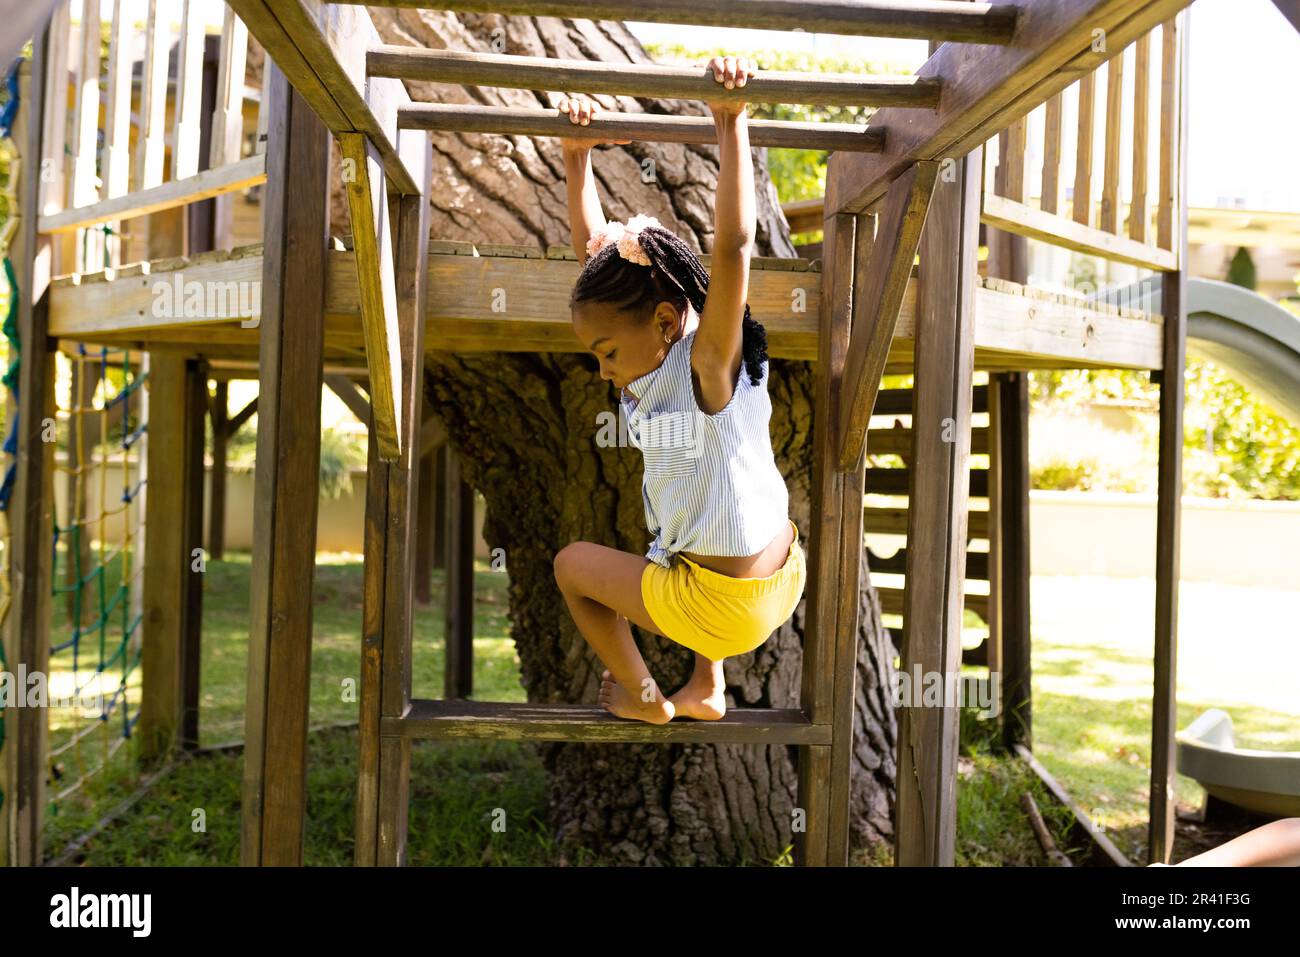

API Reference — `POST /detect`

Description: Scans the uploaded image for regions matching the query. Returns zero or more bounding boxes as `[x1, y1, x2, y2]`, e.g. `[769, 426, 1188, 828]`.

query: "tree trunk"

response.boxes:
[370, 8, 898, 865]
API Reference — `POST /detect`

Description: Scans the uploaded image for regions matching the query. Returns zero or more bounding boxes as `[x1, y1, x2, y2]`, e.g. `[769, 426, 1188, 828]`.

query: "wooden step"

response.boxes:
[874, 383, 989, 416]
[370, 46, 941, 109]
[869, 547, 990, 581]
[863, 507, 990, 538]
[867, 425, 990, 455]
[385, 699, 830, 744]
[866, 467, 989, 498]
[398, 104, 883, 152]
[876, 586, 989, 619]
[343, 1, 1019, 44]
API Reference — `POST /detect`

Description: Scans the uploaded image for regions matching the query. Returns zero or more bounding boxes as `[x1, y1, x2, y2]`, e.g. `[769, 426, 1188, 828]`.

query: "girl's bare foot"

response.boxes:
[598, 670, 675, 724]
[669, 676, 728, 720]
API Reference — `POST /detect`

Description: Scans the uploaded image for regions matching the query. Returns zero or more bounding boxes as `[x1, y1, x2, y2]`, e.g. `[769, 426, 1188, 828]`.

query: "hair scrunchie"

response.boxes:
[584, 213, 663, 266]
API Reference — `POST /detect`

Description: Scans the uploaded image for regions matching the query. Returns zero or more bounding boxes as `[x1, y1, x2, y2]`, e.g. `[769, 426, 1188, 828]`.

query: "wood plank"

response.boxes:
[1149, 11, 1189, 868]
[212, 8, 250, 168]
[69, 0, 101, 210]
[1099, 50, 1126, 234]
[341, 132, 403, 461]
[1073, 71, 1096, 227]
[40, 155, 268, 234]
[868, 548, 989, 581]
[370, 47, 941, 108]
[1040, 92, 1064, 214]
[399, 103, 885, 153]
[103, 0, 137, 203]
[337, 0, 1018, 42]
[865, 506, 990, 539]
[866, 425, 989, 455]
[225, 0, 418, 195]
[1129, 31, 1151, 242]
[173, 0, 206, 180]
[877, 586, 989, 619]
[867, 467, 988, 498]
[38, 2, 70, 217]
[240, 65, 330, 867]
[136, 0, 170, 191]
[838, 161, 940, 471]
[49, 248, 1165, 368]
[386, 700, 831, 745]
[982, 192, 1176, 271]
[180, 360, 208, 750]
[1156, 17, 1181, 252]
[895, 146, 982, 868]
[825, 0, 1196, 215]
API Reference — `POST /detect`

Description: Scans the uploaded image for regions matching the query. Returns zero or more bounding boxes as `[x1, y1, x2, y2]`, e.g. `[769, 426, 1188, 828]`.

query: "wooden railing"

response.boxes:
[980, 15, 1187, 273]
[36, 0, 265, 269]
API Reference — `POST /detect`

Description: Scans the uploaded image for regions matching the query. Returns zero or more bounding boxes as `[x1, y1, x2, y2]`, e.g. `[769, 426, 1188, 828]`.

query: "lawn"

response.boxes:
[34, 556, 1296, 865]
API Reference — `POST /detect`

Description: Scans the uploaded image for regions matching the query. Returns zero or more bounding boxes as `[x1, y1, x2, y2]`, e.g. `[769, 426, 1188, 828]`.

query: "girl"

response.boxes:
[552, 56, 807, 725]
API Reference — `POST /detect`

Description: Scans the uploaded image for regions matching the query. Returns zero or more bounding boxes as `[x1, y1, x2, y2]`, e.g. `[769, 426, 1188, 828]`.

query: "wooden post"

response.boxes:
[432, 445, 448, 571]
[996, 372, 1031, 752]
[241, 64, 330, 867]
[413, 399, 437, 605]
[357, 129, 432, 867]
[795, 210, 855, 867]
[181, 360, 208, 749]
[5, 44, 56, 868]
[896, 146, 982, 867]
[443, 452, 475, 700]
[209, 381, 229, 559]
[1149, 10, 1190, 867]
[139, 357, 187, 762]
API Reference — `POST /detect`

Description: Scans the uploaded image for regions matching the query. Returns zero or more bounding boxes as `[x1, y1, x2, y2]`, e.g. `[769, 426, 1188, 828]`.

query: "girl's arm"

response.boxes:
[558, 96, 630, 266]
[1164, 817, 1300, 866]
[693, 56, 757, 416]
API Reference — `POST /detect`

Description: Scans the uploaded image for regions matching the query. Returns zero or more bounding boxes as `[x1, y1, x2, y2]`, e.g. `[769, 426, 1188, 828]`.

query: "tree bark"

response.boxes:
[369, 8, 898, 865]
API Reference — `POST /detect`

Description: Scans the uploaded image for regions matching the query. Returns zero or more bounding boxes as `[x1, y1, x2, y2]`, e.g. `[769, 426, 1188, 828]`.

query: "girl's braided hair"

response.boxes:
[568, 225, 769, 387]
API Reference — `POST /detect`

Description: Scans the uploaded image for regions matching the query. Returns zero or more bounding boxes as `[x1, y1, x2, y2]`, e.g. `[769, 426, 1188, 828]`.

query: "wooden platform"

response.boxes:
[48, 241, 1164, 372]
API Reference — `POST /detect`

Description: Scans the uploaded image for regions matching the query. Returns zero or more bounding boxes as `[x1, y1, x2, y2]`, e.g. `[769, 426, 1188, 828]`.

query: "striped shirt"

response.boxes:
[619, 326, 789, 569]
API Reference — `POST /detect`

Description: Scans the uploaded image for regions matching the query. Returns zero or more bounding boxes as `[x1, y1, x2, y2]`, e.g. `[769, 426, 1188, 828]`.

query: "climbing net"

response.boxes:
[46, 346, 148, 804]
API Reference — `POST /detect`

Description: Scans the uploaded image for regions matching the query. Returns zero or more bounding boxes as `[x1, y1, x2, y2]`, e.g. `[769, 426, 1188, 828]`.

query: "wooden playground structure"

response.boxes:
[2, 0, 1195, 867]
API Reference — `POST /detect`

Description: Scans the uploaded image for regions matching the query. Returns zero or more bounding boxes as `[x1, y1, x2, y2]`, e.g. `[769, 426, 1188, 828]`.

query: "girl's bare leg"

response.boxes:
[669, 653, 728, 720]
[554, 542, 674, 724]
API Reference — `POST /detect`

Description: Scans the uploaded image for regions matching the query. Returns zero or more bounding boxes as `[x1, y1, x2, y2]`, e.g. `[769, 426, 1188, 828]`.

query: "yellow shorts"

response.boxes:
[640, 520, 807, 661]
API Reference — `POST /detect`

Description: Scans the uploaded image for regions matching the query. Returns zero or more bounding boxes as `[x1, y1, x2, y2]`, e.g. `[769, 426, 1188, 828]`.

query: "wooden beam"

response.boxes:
[1040, 92, 1064, 215]
[40, 155, 267, 234]
[180, 360, 208, 750]
[370, 47, 941, 108]
[1099, 50, 1126, 234]
[825, 0, 1195, 214]
[399, 104, 884, 153]
[336, 0, 1019, 42]
[1149, 10, 1189, 868]
[895, 146, 982, 868]
[341, 132, 404, 461]
[1129, 32, 1151, 242]
[241, 64, 331, 867]
[837, 161, 940, 470]
[326, 372, 372, 423]
[981, 192, 1176, 271]
[225, 0, 418, 195]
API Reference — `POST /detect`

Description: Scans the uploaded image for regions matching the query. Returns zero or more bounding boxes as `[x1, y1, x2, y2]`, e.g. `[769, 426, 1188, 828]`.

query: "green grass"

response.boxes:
[35, 558, 1296, 866]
